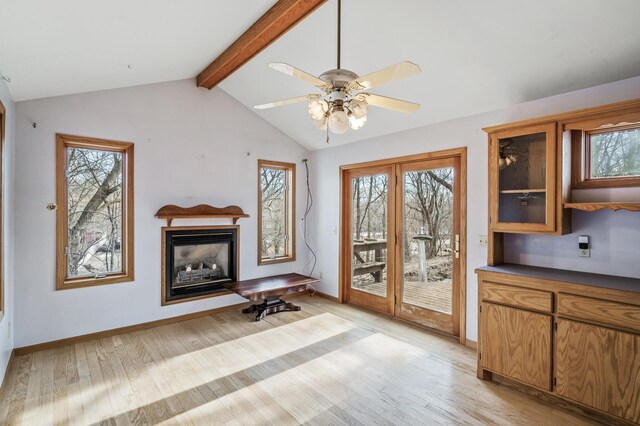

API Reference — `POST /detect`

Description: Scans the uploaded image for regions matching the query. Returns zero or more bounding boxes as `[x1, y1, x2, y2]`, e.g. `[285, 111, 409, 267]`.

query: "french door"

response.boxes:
[342, 165, 396, 314]
[341, 152, 464, 337]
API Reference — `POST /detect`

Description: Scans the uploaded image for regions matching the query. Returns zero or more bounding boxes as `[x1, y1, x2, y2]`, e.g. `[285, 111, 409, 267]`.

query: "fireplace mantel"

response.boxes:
[155, 204, 249, 227]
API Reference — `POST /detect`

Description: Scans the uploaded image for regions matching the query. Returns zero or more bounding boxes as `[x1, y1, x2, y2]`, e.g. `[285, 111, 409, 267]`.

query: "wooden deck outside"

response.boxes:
[352, 280, 452, 313]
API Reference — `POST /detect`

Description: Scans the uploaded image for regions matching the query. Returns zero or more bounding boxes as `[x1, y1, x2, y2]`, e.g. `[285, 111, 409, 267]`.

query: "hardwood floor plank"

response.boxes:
[0, 296, 602, 425]
[66, 343, 90, 426]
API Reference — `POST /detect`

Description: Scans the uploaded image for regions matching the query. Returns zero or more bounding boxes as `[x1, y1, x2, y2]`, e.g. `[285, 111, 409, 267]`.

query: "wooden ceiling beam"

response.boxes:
[197, 0, 328, 89]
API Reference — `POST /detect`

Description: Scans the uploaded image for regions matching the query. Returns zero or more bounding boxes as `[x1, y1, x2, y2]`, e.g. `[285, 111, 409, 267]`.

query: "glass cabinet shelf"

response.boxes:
[499, 189, 546, 194]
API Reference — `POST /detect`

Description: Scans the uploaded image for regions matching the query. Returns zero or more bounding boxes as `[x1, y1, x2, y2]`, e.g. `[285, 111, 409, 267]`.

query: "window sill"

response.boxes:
[258, 256, 296, 266]
[57, 273, 134, 290]
[573, 177, 640, 189]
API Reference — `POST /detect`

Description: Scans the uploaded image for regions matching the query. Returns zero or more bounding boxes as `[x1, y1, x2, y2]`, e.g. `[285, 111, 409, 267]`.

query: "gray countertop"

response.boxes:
[476, 263, 640, 294]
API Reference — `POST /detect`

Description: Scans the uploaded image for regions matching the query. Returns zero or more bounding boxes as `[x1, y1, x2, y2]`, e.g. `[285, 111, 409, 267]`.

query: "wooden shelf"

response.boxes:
[564, 202, 640, 212]
[155, 204, 249, 226]
[500, 189, 546, 194]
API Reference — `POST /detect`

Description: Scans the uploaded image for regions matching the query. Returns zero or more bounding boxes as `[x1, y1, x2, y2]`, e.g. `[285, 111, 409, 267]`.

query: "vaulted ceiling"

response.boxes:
[2, 0, 640, 150]
[0, 0, 273, 100]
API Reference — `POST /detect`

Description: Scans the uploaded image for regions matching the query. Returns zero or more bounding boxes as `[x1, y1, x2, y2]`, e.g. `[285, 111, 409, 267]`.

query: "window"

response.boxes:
[573, 123, 640, 188]
[0, 100, 5, 317]
[588, 126, 640, 179]
[258, 160, 295, 265]
[56, 134, 134, 289]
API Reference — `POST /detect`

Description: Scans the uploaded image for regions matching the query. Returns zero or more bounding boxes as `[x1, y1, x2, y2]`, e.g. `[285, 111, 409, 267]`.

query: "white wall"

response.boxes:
[11, 73, 640, 349]
[0, 69, 15, 380]
[14, 79, 311, 347]
[503, 210, 640, 277]
[310, 75, 640, 342]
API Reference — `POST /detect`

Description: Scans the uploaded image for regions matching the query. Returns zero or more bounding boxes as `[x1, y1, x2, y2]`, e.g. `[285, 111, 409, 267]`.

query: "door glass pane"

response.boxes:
[351, 174, 388, 297]
[402, 168, 454, 313]
[498, 132, 547, 223]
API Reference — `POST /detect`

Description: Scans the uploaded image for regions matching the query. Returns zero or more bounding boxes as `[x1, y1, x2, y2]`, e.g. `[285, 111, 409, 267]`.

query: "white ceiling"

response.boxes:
[0, 0, 272, 100]
[2, 1, 640, 150]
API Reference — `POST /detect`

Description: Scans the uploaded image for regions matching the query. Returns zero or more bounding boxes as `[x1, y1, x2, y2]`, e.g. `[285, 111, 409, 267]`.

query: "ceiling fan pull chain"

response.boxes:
[326, 121, 331, 144]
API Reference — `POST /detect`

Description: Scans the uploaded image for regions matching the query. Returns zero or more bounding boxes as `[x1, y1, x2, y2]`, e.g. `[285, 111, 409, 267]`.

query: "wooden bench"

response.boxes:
[225, 273, 320, 321]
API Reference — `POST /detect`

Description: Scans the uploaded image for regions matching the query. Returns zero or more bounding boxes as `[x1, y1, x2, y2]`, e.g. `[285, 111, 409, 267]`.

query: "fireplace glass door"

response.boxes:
[173, 241, 230, 288]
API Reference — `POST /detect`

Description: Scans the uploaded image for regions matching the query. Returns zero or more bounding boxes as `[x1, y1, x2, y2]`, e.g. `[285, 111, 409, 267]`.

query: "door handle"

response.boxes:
[454, 234, 460, 259]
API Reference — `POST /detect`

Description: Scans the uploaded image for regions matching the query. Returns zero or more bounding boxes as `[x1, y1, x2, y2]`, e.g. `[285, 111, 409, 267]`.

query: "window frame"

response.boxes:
[56, 134, 134, 290]
[257, 159, 296, 265]
[0, 100, 5, 319]
[573, 123, 640, 189]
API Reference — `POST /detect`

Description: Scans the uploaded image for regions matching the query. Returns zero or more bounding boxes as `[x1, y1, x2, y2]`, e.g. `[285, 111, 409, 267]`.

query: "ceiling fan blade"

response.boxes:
[348, 61, 421, 91]
[254, 94, 320, 110]
[361, 93, 420, 113]
[268, 63, 331, 90]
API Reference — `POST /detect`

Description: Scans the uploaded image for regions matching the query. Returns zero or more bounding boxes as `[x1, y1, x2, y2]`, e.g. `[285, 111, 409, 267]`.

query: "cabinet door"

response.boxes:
[489, 123, 556, 233]
[556, 319, 640, 423]
[481, 302, 552, 390]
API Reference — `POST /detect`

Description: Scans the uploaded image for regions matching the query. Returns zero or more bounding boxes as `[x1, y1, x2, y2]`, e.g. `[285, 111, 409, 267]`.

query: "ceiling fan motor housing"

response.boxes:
[319, 68, 359, 89]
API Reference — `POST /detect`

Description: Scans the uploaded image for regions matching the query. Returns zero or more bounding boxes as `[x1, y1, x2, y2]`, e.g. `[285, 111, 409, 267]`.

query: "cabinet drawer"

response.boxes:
[482, 281, 553, 313]
[557, 293, 640, 332]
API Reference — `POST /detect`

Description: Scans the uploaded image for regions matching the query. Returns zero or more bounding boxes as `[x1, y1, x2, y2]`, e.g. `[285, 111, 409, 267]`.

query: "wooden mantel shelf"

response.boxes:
[155, 204, 249, 226]
[564, 202, 640, 212]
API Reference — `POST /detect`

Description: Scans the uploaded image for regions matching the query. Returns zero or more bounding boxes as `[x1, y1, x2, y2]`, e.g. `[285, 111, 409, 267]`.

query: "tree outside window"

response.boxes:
[258, 160, 295, 265]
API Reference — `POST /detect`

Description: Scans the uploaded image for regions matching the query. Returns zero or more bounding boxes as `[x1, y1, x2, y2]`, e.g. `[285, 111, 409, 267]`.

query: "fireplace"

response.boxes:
[162, 226, 238, 304]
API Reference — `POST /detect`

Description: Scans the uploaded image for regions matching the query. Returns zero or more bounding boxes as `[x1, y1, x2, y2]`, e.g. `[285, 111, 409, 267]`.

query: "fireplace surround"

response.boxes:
[161, 226, 238, 305]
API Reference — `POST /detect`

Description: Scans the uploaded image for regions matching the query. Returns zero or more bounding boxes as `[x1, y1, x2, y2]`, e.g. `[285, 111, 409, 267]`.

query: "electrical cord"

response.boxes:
[300, 159, 318, 293]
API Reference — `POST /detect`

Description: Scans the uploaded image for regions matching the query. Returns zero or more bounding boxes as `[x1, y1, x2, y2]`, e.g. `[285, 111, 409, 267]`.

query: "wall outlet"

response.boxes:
[478, 235, 488, 248]
[579, 248, 591, 258]
[319, 271, 323, 279]
[578, 235, 590, 257]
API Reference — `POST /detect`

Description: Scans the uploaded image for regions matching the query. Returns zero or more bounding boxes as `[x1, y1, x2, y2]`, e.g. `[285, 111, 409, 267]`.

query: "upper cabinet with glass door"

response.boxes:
[488, 123, 559, 233]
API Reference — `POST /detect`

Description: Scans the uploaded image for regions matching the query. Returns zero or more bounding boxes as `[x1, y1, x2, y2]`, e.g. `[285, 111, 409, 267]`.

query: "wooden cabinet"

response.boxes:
[481, 303, 552, 390]
[484, 98, 640, 239]
[476, 265, 640, 424]
[479, 99, 640, 423]
[556, 319, 640, 424]
[488, 123, 558, 233]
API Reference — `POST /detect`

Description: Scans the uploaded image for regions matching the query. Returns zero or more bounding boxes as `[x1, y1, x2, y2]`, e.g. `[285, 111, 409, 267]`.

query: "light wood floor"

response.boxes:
[0, 295, 600, 425]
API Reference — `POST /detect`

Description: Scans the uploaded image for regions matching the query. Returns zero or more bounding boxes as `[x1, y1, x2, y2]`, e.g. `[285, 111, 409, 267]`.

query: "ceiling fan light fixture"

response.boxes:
[328, 107, 350, 134]
[308, 99, 328, 120]
[349, 114, 367, 130]
[312, 116, 328, 130]
[349, 98, 368, 119]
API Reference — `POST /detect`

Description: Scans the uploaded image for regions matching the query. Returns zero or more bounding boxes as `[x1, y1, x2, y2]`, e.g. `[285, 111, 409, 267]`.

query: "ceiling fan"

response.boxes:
[255, 0, 421, 140]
